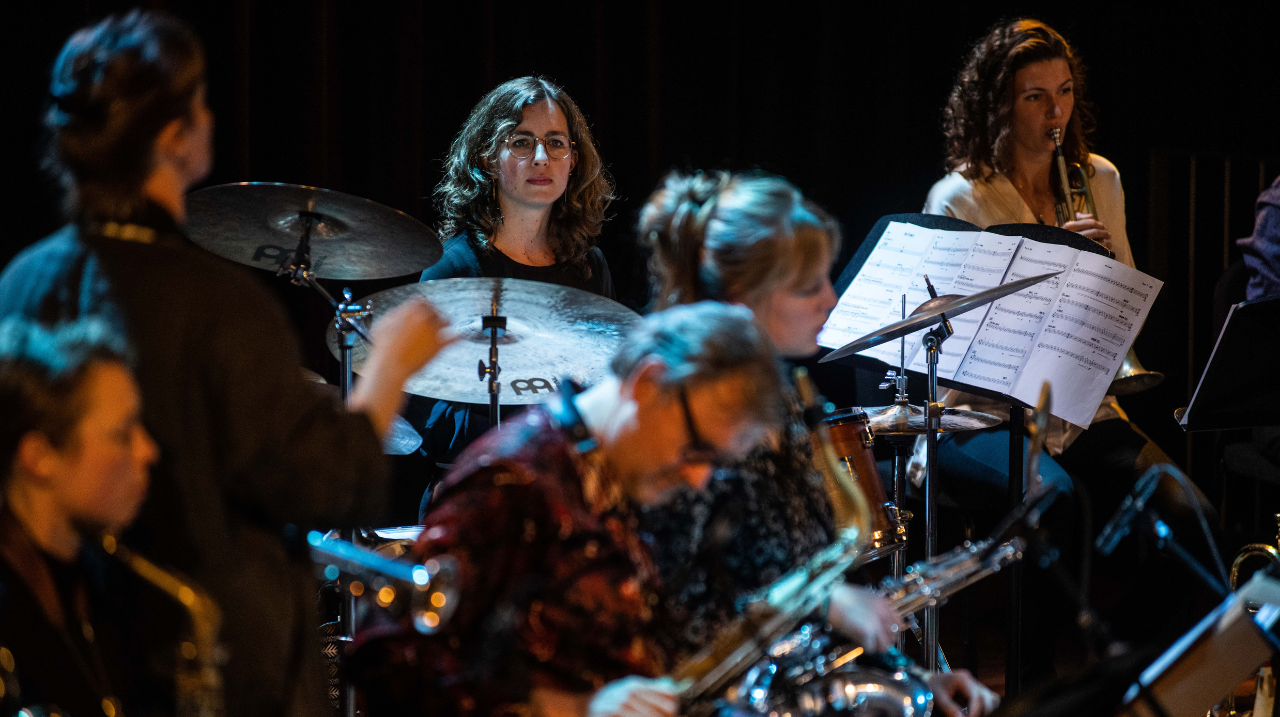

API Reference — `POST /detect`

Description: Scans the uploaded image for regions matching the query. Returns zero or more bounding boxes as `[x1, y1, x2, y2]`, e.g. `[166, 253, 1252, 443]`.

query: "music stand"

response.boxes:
[823, 214, 1113, 694]
[1177, 296, 1280, 432]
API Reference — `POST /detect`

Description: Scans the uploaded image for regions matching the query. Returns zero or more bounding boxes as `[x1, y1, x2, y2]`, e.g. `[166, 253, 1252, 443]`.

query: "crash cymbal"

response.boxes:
[327, 278, 642, 405]
[186, 183, 443, 280]
[301, 370, 423, 455]
[863, 402, 1002, 436]
[819, 271, 1061, 363]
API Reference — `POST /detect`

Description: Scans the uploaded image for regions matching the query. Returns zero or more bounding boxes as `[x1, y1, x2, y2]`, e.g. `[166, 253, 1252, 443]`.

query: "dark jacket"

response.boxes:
[0, 203, 389, 717]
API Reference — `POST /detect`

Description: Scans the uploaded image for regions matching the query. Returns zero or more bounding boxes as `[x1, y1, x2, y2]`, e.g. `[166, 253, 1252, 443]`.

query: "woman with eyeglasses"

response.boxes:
[637, 171, 999, 717]
[411, 77, 616, 517]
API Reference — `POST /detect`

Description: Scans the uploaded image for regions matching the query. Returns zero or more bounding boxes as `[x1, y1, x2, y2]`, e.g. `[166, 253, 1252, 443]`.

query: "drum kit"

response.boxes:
[180, 181, 1094, 715]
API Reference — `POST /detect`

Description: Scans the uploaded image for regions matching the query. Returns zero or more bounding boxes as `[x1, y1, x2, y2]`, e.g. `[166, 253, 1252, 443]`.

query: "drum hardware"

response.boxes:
[102, 536, 224, 717]
[824, 406, 907, 565]
[273, 218, 374, 717]
[307, 531, 459, 636]
[478, 293, 506, 428]
[301, 370, 423, 455]
[821, 270, 1059, 673]
[325, 278, 641, 405]
[671, 367, 872, 708]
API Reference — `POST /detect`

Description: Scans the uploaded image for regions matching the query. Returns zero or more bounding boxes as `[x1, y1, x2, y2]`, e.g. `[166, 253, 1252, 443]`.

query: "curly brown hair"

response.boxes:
[641, 170, 841, 310]
[943, 19, 1094, 183]
[433, 77, 614, 273]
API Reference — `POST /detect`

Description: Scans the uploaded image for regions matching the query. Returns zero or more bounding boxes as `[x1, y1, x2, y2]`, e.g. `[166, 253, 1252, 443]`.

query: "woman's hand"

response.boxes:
[587, 676, 680, 717]
[825, 583, 902, 652]
[928, 670, 1000, 717]
[1062, 212, 1113, 253]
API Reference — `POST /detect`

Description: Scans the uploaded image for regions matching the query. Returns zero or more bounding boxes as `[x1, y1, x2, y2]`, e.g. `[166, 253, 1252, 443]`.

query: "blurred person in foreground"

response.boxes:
[351, 302, 784, 717]
[0, 11, 455, 716]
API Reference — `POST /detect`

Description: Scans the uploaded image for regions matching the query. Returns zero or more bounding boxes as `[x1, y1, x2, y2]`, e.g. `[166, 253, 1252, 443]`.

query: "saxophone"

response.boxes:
[102, 536, 224, 717]
[671, 367, 872, 703]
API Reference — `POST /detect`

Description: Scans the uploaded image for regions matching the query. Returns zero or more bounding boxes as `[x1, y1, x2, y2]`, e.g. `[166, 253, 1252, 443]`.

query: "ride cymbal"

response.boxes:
[187, 182, 443, 280]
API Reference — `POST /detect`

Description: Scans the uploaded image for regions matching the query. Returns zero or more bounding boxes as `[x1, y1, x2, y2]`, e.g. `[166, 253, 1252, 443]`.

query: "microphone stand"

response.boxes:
[920, 276, 953, 673]
[277, 212, 372, 717]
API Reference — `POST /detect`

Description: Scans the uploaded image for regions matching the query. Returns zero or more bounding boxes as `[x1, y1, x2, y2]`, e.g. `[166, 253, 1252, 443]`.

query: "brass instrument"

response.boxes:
[671, 367, 871, 705]
[1051, 127, 1097, 227]
[1231, 513, 1280, 591]
[1109, 348, 1165, 396]
[715, 540, 1024, 717]
[307, 531, 459, 635]
[102, 536, 224, 717]
[1051, 129, 1164, 397]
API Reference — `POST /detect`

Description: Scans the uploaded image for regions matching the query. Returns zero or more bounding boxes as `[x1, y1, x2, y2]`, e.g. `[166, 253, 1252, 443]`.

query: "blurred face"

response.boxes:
[749, 243, 838, 358]
[614, 370, 765, 505]
[43, 363, 157, 536]
[181, 85, 215, 187]
[1009, 58, 1074, 158]
[492, 100, 577, 212]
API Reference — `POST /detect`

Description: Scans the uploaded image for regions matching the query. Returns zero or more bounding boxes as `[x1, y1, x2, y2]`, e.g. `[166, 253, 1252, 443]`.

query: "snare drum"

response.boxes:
[824, 408, 906, 561]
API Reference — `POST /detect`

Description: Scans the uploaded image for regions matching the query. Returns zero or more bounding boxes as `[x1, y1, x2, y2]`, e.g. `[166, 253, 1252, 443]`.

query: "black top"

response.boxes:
[639, 373, 835, 660]
[0, 506, 182, 717]
[0, 202, 389, 717]
[419, 233, 614, 298]
[409, 234, 615, 480]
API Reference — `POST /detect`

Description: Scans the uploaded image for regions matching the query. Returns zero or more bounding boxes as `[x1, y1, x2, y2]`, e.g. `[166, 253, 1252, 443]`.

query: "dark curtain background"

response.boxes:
[5, 1, 1280, 530]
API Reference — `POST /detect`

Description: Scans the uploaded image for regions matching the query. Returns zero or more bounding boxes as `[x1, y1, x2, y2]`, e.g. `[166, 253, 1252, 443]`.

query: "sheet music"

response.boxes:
[901, 232, 1022, 375]
[821, 219, 1163, 427]
[817, 222, 957, 354]
[1014, 251, 1162, 426]
[950, 240, 1078, 392]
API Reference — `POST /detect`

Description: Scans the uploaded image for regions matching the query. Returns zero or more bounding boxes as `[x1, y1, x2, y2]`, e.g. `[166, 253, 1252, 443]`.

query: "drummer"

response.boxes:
[411, 76, 617, 517]
[637, 170, 999, 715]
[0, 11, 457, 717]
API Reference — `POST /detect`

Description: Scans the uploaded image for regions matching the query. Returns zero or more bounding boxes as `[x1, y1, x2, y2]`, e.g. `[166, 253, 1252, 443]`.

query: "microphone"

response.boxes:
[1095, 465, 1166, 556]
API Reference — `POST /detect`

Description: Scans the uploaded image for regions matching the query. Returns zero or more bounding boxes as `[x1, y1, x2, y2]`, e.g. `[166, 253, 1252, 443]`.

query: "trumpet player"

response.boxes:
[0, 319, 157, 717]
[921, 18, 1216, 677]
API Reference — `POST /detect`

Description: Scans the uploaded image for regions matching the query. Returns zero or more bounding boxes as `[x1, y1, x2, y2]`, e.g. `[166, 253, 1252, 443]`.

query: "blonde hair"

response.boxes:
[641, 171, 840, 310]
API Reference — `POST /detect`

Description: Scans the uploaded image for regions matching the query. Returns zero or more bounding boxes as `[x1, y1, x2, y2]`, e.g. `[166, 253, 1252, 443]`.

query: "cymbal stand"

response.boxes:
[478, 297, 505, 429]
[278, 211, 371, 717]
[878, 295, 912, 584]
[921, 276, 953, 673]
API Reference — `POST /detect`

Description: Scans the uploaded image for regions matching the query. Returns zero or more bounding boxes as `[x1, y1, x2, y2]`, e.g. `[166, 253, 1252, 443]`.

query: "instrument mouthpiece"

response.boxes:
[1050, 128, 1063, 147]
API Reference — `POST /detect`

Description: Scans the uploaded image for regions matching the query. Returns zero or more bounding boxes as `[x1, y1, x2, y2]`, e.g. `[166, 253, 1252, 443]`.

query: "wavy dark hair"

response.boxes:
[641, 170, 841, 310]
[943, 19, 1094, 183]
[43, 10, 206, 221]
[434, 77, 614, 273]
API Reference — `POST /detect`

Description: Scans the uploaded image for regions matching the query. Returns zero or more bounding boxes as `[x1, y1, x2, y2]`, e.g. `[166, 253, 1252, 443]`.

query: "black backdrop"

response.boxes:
[6, 1, 1280, 520]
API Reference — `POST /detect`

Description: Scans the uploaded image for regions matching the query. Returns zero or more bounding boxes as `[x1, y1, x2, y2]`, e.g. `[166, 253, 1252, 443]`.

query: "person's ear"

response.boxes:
[623, 358, 669, 409]
[14, 431, 63, 486]
[152, 116, 188, 167]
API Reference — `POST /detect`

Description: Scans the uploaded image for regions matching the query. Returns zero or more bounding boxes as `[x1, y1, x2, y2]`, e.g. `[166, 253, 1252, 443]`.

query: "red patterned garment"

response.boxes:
[350, 407, 666, 716]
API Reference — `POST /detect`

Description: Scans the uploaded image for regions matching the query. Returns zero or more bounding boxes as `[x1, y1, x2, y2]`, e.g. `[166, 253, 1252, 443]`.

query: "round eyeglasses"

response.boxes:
[505, 134, 575, 160]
